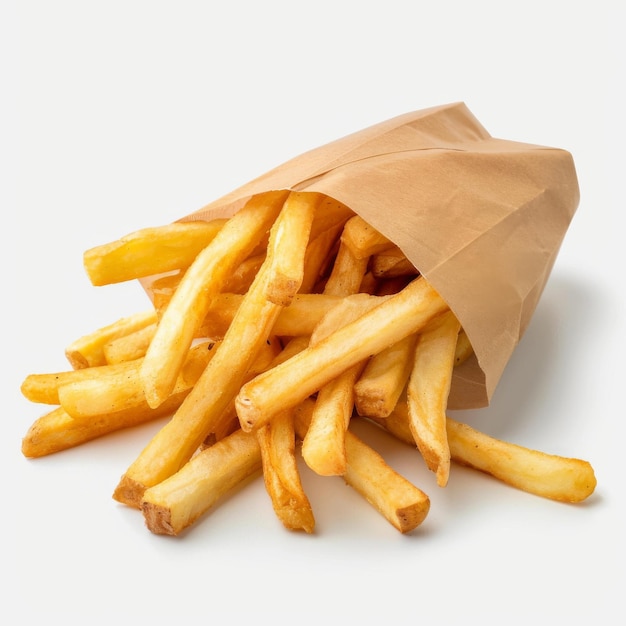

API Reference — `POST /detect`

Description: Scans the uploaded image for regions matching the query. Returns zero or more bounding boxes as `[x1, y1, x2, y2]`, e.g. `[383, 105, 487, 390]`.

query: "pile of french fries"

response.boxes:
[21, 191, 597, 535]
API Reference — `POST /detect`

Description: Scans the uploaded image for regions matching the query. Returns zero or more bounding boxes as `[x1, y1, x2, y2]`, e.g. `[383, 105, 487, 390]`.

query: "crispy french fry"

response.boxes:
[301, 360, 366, 476]
[21, 359, 140, 405]
[114, 197, 310, 507]
[140, 190, 289, 408]
[447, 418, 597, 503]
[83, 219, 228, 286]
[302, 240, 369, 476]
[340, 214, 394, 259]
[257, 410, 314, 532]
[264, 191, 320, 306]
[21, 393, 187, 459]
[58, 341, 216, 419]
[141, 428, 262, 535]
[354, 333, 419, 418]
[406, 310, 461, 487]
[294, 400, 430, 533]
[65, 310, 158, 369]
[371, 403, 597, 503]
[103, 322, 157, 364]
[236, 277, 449, 432]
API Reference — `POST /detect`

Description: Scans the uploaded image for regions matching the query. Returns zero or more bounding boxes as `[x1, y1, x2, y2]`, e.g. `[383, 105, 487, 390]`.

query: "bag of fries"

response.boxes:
[182, 101, 580, 410]
[22, 102, 594, 537]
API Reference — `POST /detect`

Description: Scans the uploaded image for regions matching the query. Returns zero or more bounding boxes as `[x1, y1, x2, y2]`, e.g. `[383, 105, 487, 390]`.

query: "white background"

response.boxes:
[3, 1, 624, 623]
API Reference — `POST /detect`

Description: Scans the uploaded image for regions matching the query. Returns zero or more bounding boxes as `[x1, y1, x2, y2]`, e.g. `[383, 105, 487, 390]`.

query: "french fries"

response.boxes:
[20, 190, 596, 538]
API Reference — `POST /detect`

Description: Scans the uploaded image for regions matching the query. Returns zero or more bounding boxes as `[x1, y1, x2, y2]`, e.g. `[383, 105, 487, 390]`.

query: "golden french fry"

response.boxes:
[301, 360, 366, 476]
[406, 310, 461, 487]
[58, 341, 216, 419]
[302, 239, 370, 476]
[236, 277, 449, 432]
[83, 219, 228, 286]
[294, 400, 430, 533]
[264, 191, 320, 306]
[103, 322, 157, 364]
[140, 190, 288, 408]
[340, 214, 394, 259]
[21, 393, 187, 459]
[371, 403, 597, 503]
[257, 410, 314, 532]
[354, 333, 419, 418]
[141, 428, 262, 535]
[65, 310, 157, 369]
[321, 240, 369, 297]
[21, 359, 139, 405]
[447, 418, 597, 503]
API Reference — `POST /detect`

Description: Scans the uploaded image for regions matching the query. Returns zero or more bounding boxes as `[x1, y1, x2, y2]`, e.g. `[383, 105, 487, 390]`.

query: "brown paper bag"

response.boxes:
[180, 102, 579, 410]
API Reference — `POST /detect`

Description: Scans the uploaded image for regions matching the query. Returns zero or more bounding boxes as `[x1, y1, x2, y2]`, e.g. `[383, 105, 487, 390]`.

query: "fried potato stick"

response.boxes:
[354, 333, 419, 418]
[264, 191, 321, 306]
[83, 219, 228, 286]
[21, 359, 140, 405]
[21, 393, 187, 458]
[302, 240, 369, 476]
[103, 322, 157, 364]
[236, 277, 449, 432]
[406, 310, 461, 487]
[141, 428, 262, 535]
[140, 190, 289, 409]
[370, 403, 597, 503]
[65, 310, 158, 369]
[340, 214, 394, 259]
[58, 341, 216, 419]
[294, 400, 430, 533]
[257, 410, 315, 533]
[114, 197, 311, 507]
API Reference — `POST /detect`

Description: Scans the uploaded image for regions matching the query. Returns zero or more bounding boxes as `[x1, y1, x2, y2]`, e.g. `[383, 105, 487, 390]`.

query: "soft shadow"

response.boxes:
[450, 271, 610, 439]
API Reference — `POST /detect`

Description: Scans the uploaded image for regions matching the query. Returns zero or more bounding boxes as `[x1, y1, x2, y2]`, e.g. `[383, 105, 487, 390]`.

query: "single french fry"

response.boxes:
[59, 341, 216, 419]
[301, 360, 366, 476]
[141, 428, 262, 535]
[321, 240, 369, 297]
[257, 410, 314, 532]
[236, 277, 449, 432]
[340, 214, 395, 259]
[302, 239, 369, 476]
[21, 359, 140, 405]
[83, 219, 228, 286]
[21, 393, 187, 459]
[371, 403, 597, 503]
[406, 310, 461, 487]
[140, 190, 289, 408]
[447, 418, 597, 503]
[354, 333, 419, 418]
[115, 196, 309, 507]
[103, 322, 157, 364]
[65, 310, 158, 369]
[223, 253, 266, 294]
[264, 191, 320, 306]
[294, 400, 430, 533]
